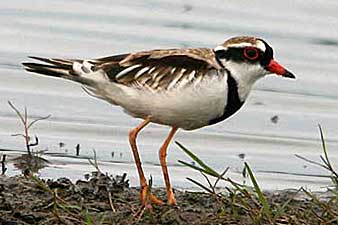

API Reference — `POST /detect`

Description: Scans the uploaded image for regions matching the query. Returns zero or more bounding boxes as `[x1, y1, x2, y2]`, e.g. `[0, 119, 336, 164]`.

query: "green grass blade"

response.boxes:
[244, 162, 271, 218]
[178, 160, 221, 178]
[82, 209, 94, 225]
[186, 177, 214, 193]
[318, 125, 327, 157]
[178, 160, 204, 172]
[30, 175, 52, 193]
[273, 198, 291, 220]
[273, 188, 301, 221]
[200, 172, 214, 191]
[295, 154, 327, 169]
[176, 141, 219, 177]
[318, 125, 338, 179]
[98, 212, 106, 225]
[213, 167, 229, 189]
[319, 124, 330, 166]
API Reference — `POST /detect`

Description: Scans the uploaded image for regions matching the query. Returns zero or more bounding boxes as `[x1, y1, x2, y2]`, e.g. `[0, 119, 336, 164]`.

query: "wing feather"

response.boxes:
[101, 48, 221, 91]
[25, 48, 222, 92]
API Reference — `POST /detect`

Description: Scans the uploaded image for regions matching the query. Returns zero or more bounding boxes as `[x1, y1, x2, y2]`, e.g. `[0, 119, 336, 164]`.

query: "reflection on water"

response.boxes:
[1, 0, 338, 190]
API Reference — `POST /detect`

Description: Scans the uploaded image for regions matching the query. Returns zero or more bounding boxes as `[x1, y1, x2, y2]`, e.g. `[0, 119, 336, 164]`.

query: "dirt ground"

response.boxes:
[1, 171, 337, 225]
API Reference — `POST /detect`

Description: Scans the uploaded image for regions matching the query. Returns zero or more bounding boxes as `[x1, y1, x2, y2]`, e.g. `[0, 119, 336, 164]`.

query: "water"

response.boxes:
[1, 0, 338, 190]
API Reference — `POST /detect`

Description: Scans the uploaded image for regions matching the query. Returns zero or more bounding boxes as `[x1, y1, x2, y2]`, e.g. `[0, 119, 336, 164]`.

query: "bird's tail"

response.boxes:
[22, 56, 94, 85]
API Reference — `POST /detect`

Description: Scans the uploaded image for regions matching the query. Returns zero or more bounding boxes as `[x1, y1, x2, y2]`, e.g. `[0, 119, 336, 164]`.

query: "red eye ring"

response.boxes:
[243, 47, 260, 60]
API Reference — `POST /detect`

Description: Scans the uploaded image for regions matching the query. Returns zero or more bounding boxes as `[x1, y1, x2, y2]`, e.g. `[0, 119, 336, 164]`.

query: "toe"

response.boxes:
[167, 191, 177, 205]
[139, 186, 164, 206]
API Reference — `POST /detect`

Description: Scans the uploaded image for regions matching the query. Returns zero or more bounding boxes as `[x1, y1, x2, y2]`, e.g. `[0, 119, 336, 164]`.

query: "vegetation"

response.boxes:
[7, 101, 50, 174]
[176, 125, 338, 224]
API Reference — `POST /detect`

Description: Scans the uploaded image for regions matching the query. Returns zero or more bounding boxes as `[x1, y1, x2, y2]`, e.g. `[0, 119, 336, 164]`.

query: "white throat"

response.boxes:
[224, 61, 267, 101]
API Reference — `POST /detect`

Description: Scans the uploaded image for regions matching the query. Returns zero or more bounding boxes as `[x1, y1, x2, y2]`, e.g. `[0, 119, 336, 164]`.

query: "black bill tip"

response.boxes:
[283, 70, 296, 79]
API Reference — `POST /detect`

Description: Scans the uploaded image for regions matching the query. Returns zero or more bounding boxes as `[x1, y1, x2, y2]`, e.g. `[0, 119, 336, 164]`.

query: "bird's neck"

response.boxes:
[224, 62, 264, 102]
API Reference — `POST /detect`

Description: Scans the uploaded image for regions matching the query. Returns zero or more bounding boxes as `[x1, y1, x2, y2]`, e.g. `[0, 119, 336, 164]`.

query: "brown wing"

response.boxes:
[93, 48, 222, 91]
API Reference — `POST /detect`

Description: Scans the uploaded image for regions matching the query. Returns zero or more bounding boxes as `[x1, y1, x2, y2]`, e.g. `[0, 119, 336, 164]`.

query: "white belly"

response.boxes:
[119, 77, 227, 130]
[89, 73, 228, 130]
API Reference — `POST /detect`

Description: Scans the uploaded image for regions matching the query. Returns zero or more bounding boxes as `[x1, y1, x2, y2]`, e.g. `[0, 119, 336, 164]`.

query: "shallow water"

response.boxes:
[1, 0, 338, 190]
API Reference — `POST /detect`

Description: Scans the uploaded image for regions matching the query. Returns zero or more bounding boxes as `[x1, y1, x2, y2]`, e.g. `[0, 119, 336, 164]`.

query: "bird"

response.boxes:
[22, 36, 295, 207]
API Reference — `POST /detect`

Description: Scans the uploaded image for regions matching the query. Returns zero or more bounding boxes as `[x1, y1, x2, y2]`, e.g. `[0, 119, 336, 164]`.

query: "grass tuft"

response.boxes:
[176, 126, 338, 224]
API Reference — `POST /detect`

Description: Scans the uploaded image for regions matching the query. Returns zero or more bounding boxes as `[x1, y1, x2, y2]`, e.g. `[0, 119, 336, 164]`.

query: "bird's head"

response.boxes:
[214, 36, 295, 83]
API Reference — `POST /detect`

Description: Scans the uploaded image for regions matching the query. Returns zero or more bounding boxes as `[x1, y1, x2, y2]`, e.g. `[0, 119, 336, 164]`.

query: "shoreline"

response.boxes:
[0, 171, 336, 225]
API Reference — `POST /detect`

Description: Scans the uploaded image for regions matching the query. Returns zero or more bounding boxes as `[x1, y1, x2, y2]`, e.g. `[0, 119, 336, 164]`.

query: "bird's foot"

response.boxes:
[139, 185, 178, 207]
[167, 190, 177, 206]
[140, 186, 164, 208]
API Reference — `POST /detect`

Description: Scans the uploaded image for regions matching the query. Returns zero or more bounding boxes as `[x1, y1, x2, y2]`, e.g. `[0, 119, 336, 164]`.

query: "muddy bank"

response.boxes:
[0, 172, 337, 225]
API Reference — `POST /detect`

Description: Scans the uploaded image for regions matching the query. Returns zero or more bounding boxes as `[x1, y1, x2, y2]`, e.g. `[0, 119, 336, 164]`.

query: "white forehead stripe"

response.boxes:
[214, 45, 228, 51]
[256, 40, 266, 52]
[227, 42, 253, 48]
[217, 40, 266, 52]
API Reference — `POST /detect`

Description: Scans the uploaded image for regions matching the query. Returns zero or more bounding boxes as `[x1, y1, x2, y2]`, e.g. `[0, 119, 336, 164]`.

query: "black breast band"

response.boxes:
[208, 69, 244, 125]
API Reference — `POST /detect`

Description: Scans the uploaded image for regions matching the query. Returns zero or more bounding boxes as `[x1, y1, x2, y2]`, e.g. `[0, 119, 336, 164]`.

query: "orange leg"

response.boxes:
[129, 117, 163, 206]
[159, 126, 178, 205]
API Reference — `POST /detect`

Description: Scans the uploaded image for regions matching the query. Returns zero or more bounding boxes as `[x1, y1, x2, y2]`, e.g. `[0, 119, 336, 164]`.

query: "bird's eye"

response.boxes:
[243, 47, 260, 60]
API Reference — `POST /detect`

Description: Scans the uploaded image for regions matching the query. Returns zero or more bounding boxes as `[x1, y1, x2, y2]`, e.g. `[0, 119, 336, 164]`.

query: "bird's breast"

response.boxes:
[208, 70, 244, 125]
